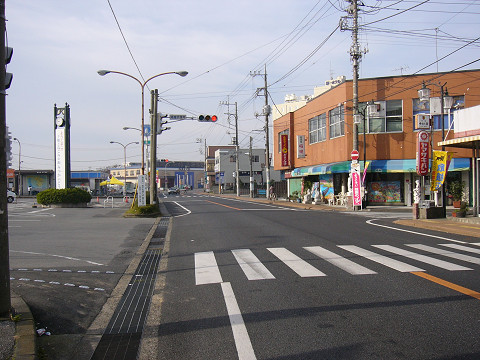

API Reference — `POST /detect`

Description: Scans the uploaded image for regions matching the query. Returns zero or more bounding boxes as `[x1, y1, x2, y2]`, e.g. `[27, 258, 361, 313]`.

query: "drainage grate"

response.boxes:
[91, 248, 162, 360]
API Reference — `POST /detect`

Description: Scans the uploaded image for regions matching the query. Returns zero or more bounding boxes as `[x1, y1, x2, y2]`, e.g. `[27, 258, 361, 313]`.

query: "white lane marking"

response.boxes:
[407, 244, 480, 265]
[267, 248, 325, 277]
[195, 251, 223, 285]
[338, 245, 425, 272]
[366, 219, 466, 243]
[9, 250, 104, 266]
[440, 243, 480, 255]
[373, 245, 472, 271]
[473, 243, 480, 247]
[304, 246, 377, 275]
[221, 282, 257, 360]
[173, 201, 192, 217]
[28, 208, 55, 214]
[231, 249, 275, 280]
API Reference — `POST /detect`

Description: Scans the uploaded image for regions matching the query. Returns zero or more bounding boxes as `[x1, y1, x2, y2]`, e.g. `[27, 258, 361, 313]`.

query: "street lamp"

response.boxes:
[98, 70, 188, 175]
[417, 81, 454, 217]
[110, 141, 139, 196]
[13, 137, 21, 195]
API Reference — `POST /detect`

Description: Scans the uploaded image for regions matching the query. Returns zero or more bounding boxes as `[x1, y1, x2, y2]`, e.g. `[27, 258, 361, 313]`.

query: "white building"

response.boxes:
[214, 148, 280, 189]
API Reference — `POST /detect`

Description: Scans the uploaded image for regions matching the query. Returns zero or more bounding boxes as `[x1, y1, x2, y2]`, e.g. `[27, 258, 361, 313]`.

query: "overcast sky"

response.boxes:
[6, 0, 480, 171]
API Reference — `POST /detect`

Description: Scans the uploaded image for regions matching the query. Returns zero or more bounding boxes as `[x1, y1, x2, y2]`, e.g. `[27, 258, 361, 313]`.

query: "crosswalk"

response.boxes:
[194, 242, 480, 285]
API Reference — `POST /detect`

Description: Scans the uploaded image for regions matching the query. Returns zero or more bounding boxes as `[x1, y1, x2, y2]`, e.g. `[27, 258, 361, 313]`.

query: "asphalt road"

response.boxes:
[7, 199, 156, 359]
[156, 194, 480, 360]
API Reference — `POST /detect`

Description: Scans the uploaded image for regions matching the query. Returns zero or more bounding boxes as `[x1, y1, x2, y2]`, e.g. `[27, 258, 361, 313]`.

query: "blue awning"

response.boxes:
[290, 158, 470, 177]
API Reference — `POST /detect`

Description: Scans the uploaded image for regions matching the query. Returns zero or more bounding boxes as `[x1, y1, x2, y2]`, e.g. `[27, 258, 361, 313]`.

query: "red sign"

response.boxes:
[281, 134, 289, 167]
[351, 150, 359, 161]
[416, 131, 430, 176]
[6, 169, 15, 178]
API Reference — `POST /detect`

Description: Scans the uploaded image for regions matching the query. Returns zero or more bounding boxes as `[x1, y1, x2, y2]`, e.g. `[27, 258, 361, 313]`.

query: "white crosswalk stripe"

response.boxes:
[373, 245, 473, 271]
[338, 245, 425, 272]
[304, 246, 377, 275]
[267, 248, 326, 277]
[194, 243, 480, 285]
[195, 251, 223, 285]
[407, 244, 480, 265]
[231, 249, 276, 280]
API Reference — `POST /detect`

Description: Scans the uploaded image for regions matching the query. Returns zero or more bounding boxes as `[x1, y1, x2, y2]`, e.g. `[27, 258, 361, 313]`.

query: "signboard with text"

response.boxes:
[416, 131, 430, 176]
[351, 162, 362, 206]
[281, 134, 289, 166]
[296, 135, 305, 159]
[137, 175, 147, 206]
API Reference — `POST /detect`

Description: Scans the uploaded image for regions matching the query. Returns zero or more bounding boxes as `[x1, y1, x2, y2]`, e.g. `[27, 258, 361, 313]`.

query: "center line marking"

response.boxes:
[221, 282, 256, 360]
[411, 272, 480, 301]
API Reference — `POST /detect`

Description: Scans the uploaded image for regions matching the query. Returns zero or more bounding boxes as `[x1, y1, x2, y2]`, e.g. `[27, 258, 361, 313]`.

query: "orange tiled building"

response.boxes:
[273, 69, 480, 206]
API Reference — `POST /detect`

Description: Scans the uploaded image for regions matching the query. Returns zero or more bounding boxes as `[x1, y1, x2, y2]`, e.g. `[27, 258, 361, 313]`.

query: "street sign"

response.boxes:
[169, 114, 186, 120]
[351, 150, 359, 161]
[144, 124, 151, 137]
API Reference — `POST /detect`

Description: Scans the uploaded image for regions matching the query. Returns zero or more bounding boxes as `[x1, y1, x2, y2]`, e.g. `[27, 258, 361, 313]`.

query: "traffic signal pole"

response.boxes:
[0, 0, 12, 317]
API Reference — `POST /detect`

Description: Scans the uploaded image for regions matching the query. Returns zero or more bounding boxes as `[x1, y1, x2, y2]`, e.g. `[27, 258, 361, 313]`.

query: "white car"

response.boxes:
[7, 190, 16, 203]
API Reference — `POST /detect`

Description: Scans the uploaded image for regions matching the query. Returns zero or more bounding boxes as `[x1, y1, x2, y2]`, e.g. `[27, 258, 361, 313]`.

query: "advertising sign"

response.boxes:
[281, 134, 289, 166]
[415, 114, 430, 129]
[296, 135, 305, 159]
[351, 162, 362, 206]
[416, 131, 430, 176]
[430, 151, 453, 191]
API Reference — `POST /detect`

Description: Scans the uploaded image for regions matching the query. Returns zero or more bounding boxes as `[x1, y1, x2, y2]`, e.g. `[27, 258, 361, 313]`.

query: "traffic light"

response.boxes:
[5, 47, 12, 89]
[198, 115, 217, 122]
[161, 159, 169, 163]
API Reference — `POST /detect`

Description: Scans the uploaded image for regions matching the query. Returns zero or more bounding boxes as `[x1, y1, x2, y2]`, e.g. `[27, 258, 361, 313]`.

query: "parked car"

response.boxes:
[7, 190, 16, 203]
[168, 187, 180, 195]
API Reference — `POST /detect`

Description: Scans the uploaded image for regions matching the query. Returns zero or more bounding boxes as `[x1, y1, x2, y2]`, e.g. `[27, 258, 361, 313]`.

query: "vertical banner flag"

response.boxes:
[416, 131, 430, 176]
[351, 162, 362, 206]
[362, 161, 370, 185]
[281, 134, 289, 166]
[297, 135, 305, 158]
[430, 151, 454, 191]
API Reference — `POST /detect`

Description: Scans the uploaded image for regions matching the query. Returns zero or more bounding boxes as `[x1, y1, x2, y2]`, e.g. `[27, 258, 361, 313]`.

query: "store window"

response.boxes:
[308, 113, 326, 144]
[412, 96, 464, 131]
[329, 105, 344, 139]
[358, 100, 402, 133]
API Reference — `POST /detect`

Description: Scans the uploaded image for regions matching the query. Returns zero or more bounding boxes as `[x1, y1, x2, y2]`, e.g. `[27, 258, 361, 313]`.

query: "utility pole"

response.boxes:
[250, 65, 271, 192]
[0, 0, 11, 316]
[220, 100, 240, 196]
[149, 89, 158, 205]
[249, 136, 254, 198]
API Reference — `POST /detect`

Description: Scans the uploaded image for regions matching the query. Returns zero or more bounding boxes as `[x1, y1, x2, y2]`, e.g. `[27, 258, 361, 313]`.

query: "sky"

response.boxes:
[5, 0, 480, 171]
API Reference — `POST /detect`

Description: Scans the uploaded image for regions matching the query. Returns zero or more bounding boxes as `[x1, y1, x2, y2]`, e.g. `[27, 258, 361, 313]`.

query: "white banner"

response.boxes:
[137, 175, 147, 206]
[55, 128, 66, 189]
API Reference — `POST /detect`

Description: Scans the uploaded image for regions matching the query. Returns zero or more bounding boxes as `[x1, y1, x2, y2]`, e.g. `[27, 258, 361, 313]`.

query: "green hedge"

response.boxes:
[37, 188, 92, 205]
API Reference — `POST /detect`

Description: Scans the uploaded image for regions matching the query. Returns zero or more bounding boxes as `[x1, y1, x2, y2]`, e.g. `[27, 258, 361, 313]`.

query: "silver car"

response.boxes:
[7, 190, 16, 203]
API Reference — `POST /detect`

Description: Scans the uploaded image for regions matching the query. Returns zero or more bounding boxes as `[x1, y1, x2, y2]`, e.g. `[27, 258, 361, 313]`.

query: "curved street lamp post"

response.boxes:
[110, 141, 139, 196]
[98, 70, 188, 175]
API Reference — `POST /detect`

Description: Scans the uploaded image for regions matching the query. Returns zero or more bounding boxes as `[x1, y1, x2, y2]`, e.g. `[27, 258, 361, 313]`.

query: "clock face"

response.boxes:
[56, 117, 64, 126]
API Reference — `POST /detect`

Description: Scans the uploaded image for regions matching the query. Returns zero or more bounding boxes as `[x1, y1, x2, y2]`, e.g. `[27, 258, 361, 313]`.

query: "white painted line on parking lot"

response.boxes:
[221, 282, 257, 360]
[10, 250, 104, 266]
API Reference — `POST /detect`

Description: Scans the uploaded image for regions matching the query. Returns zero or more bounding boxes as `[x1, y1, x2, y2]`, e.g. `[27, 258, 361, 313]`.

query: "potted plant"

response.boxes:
[453, 202, 468, 218]
[449, 180, 465, 208]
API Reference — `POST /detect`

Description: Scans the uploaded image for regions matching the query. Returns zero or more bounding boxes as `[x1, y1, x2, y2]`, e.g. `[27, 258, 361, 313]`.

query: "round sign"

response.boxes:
[351, 150, 359, 160]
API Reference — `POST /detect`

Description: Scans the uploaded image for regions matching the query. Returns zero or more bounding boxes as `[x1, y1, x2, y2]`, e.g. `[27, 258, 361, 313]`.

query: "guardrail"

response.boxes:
[103, 196, 114, 208]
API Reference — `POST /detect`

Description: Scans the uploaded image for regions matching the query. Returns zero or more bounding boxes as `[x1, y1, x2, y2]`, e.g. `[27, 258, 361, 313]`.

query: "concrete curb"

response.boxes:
[11, 291, 37, 360]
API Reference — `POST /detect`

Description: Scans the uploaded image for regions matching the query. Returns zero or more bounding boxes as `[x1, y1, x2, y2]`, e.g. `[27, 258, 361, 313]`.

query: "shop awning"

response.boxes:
[290, 158, 470, 177]
[438, 135, 480, 149]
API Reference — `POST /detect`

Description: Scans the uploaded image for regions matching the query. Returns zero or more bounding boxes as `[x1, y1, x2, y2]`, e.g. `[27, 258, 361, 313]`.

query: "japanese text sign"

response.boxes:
[416, 131, 430, 176]
[281, 134, 289, 166]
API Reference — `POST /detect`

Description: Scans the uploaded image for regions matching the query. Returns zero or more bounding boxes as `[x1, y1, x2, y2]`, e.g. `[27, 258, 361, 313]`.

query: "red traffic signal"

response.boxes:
[198, 115, 218, 122]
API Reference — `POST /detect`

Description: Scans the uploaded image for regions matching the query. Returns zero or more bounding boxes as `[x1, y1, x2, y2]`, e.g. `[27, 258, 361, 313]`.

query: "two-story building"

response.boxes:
[273, 69, 480, 206]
